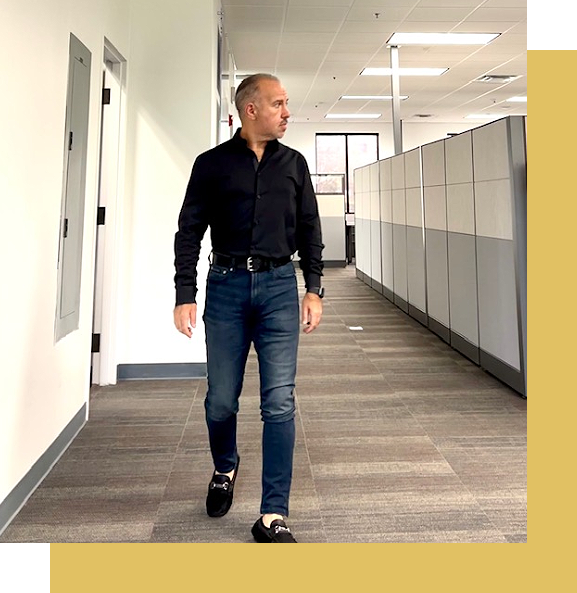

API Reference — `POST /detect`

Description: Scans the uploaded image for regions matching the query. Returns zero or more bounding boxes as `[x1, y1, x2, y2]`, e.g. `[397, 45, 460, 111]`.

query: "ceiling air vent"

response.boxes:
[474, 74, 520, 83]
[413, 113, 434, 118]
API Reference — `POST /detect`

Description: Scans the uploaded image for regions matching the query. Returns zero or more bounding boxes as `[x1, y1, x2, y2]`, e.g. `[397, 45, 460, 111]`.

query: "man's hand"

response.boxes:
[174, 303, 197, 338]
[302, 293, 322, 334]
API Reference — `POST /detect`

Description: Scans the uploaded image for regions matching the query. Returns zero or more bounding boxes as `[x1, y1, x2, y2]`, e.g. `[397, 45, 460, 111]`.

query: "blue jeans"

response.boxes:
[202, 261, 299, 516]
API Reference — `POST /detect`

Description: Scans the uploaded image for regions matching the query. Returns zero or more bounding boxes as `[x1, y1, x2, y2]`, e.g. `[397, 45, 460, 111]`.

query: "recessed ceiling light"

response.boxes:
[474, 74, 521, 83]
[361, 67, 448, 76]
[507, 96, 527, 102]
[325, 113, 382, 119]
[388, 32, 500, 45]
[340, 95, 408, 101]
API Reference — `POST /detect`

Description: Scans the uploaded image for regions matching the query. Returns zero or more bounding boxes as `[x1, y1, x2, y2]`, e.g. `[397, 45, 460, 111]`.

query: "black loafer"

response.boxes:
[251, 517, 297, 543]
[206, 456, 240, 518]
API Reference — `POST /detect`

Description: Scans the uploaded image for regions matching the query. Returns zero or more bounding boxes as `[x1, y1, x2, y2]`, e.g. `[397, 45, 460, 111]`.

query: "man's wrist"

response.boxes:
[306, 286, 324, 298]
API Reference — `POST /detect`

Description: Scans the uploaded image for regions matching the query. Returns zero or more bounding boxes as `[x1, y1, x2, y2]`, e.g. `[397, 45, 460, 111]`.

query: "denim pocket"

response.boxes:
[274, 262, 296, 279]
[208, 264, 231, 281]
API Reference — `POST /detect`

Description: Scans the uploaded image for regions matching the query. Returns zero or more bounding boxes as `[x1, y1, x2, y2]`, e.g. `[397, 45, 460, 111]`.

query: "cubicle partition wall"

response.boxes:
[369, 162, 382, 293]
[354, 167, 368, 282]
[423, 139, 450, 344]
[472, 117, 526, 393]
[354, 116, 526, 396]
[391, 153, 409, 313]
[445, 131, 481, 363]
[379, 158, 394, 302]
[405, 147, 427, 325]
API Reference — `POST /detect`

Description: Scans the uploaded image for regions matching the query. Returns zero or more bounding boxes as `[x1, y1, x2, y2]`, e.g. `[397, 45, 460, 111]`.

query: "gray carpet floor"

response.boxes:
[1, 267, 527, 543]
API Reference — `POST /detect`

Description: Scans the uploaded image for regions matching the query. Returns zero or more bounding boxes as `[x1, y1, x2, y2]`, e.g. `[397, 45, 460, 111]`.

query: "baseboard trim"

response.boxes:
[408, 304, 428, 328]
[117, 363, 207, 380]
[480, 351, 525, 396]
[450, 331, 480, 364]
[429, 317, 451, 344]
[371, 279, 384, 294]
[394, 295, 409, 314]
[324, 260, 347, 268]
[0, 404, 87, 536]
[383, 286, 394, 303]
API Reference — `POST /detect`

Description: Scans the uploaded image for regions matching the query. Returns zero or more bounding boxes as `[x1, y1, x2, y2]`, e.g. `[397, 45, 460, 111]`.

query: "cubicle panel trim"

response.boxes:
[429, 317, 451, 344]
[480, 350, 525, 396]
[394, 294, 409, 313]
[450, 331, 480, 364]
[408, 304, 428, 328]
[507, 115, 527, 396]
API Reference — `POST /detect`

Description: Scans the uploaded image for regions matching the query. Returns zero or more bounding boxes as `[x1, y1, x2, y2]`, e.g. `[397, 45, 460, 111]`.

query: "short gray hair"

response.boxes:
[235, 73, 280, 116]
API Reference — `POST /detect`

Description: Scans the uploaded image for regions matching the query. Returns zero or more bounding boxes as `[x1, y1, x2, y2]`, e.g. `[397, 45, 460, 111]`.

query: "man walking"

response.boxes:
[173, 74, 324, 543]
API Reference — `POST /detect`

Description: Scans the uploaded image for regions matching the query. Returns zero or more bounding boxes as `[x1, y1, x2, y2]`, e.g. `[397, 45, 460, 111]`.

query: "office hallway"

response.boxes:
[0, 267, 526, 543]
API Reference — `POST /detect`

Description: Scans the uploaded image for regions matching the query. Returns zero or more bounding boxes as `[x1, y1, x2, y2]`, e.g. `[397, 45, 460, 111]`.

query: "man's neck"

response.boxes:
[240, 127, 269, 159]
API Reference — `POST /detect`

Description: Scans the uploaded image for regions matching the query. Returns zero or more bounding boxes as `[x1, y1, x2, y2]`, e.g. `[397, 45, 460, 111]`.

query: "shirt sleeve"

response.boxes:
[174, 155, 210, 305]
[295, 154, 324, 290]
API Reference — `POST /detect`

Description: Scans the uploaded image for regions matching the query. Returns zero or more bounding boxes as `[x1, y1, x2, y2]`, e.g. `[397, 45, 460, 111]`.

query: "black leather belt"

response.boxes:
[212, 253, 292, 272]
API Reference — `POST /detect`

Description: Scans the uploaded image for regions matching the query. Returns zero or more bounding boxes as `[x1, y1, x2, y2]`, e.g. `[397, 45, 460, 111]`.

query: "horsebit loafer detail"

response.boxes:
[206, 456, 240, 518]
[251, 517, 297, 543]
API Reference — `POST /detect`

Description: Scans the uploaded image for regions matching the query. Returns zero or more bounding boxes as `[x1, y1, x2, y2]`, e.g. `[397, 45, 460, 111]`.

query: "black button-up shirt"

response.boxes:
[174, 129, 324, 305]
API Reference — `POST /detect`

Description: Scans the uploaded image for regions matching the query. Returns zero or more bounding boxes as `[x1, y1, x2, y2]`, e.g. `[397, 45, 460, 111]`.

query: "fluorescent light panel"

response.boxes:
[507, 96, 527, 102]
[361, 67, 448, 76]
[340, 95, 408, 100]
[325, 113, 381, 119]
[388, 32, 500, 45]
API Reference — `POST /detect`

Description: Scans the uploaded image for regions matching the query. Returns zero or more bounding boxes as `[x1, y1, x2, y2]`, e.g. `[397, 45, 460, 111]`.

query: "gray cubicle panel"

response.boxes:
[472, 116, 526, 394]
[404, 147, 427, 325]
[369, 162, 382, 293]
[423, 138, 450, 343]
[445, 130, 480, 363]
[379, 158, 394, 303]
[391, 154, 408, 313]
[352, 116, 525, 396]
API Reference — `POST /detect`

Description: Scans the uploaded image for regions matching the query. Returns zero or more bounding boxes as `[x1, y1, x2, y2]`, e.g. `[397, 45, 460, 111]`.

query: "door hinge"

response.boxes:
[63, 218, 69, 238]
[68, 131, 73, 151]
[97, 206, 106, 226]
[102, 88, 111, 105]
[92, 333, 101, 353]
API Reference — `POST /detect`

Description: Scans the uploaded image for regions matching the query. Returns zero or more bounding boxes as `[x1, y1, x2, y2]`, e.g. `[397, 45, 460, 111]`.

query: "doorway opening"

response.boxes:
[91, 39, 126, 386]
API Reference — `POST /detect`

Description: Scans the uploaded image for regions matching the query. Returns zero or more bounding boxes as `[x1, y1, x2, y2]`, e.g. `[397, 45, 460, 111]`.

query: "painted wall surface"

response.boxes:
[117, 0, 218, 366]
[0, 0, 218, 507]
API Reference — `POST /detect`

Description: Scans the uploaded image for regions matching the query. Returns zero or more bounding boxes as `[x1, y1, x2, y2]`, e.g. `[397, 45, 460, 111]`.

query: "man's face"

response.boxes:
[253, 79, 291, 139]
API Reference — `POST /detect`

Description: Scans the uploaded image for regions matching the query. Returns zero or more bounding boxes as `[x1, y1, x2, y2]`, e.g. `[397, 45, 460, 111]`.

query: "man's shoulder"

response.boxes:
[277, 142, 306, 162]
[197, 138, 236, 160]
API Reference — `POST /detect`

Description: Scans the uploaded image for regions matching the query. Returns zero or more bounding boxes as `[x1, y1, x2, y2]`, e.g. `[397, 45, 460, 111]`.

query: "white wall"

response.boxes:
[0, 0, 218, 510]
[116, 0, 218, 366]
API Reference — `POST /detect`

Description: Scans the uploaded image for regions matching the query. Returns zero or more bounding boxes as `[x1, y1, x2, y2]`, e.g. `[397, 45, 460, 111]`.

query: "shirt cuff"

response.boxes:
[304, 273, 321, 292]
[176, 286, 197, 306]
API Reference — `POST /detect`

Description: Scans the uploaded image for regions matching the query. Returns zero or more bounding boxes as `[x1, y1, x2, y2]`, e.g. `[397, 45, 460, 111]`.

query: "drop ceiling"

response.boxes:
[221, 0, 527, 123]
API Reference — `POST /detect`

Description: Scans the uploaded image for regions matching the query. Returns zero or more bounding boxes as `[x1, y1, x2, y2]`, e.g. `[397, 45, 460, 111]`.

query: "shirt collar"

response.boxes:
[232, 128, 280, 154]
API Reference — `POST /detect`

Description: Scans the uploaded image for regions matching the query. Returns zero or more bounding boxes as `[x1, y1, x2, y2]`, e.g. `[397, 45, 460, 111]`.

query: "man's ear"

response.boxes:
[245, 101, 258, 121]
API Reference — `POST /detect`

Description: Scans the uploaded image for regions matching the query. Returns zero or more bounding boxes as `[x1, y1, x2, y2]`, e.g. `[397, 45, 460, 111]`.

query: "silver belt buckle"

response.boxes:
[247, 256, 257, 272]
